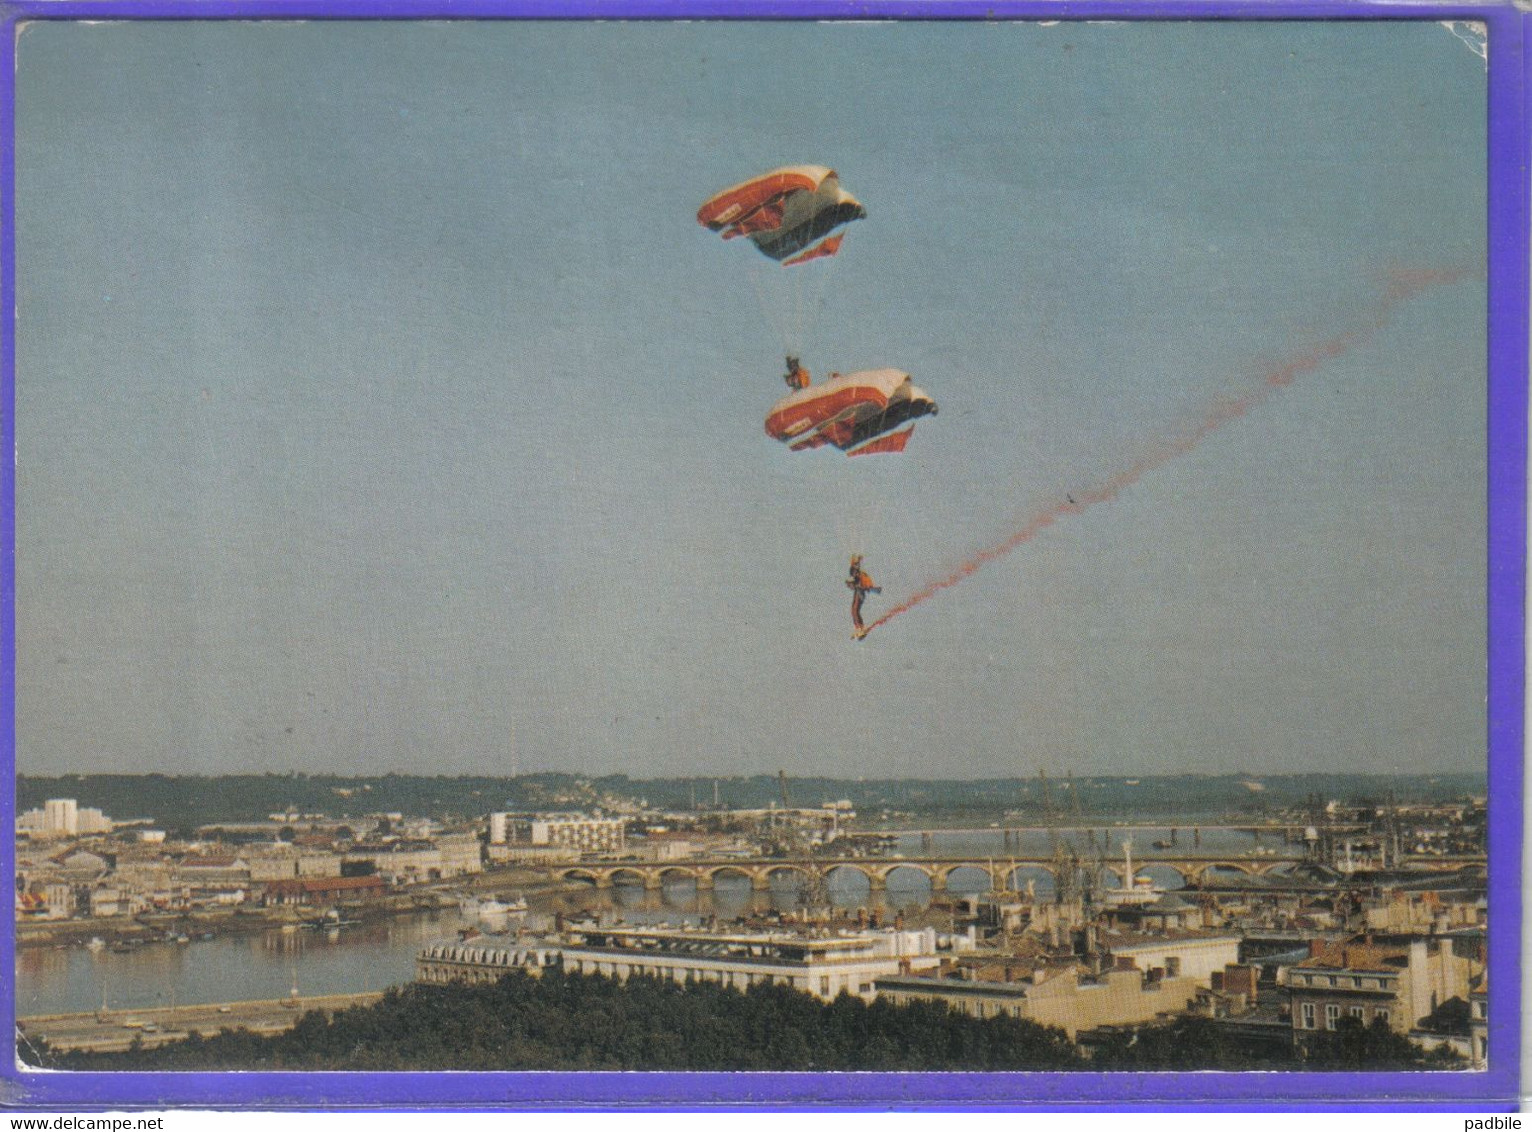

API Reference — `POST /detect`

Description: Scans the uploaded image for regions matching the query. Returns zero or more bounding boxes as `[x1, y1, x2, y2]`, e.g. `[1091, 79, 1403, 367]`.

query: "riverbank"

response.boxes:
[16, 867, 588, 952]
[17, 893, 452, 951]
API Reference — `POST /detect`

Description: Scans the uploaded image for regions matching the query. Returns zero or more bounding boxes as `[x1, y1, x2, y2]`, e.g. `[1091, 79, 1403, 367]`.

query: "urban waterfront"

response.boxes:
[19, 825, 1286, 1017]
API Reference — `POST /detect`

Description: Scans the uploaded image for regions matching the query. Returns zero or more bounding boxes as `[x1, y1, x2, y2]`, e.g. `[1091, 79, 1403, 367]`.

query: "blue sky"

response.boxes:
[15, 19, 1487, 778]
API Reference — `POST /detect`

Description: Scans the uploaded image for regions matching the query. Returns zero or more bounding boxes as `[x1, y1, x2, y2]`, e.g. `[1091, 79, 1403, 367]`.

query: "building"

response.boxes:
[1095, 929, 1242, 983]
[529, 815, 626, 854]
[172, 855, 253, 906]
[344, 836, 482, 884]
[260, 875, 389, 906]
[417, 939, 557, 984]
[88, 884, 149, 918]
[45, 799, 77, 835]
[1360, 881, 1485, 934]
[1099, 892, 1206, 934]
[418, 924, 943, 1002]
[16, 798, 113, 839]
[16, 881, 76, 920]
[484, 843, 571, 866]
[876, 960, 1201, 1040]
[1469, 975, 1487, 1068]
[247, 848, 345, 882]
[629, 834, 696, 862]
[488, 812, 511, 845]
[1285, 933, 1482, 1045]
[436, 833, 484, 877]
[555, 925, 939, 1001]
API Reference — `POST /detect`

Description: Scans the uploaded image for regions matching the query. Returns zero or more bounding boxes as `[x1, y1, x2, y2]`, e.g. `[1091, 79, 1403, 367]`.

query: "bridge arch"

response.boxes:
[1186, 862, 1256, 886]
[874, 863, 935, 896]
[1005, 865, 1058, 896]
[824, 863, 875, 896]
[763, 863, 813, 885]
[557, 867, 604, 888]
[937, 864, 994, 894]
[701, 864, 756, 890]
[1259, 860, 1301, 878]
[1247, 860, 1290, 877]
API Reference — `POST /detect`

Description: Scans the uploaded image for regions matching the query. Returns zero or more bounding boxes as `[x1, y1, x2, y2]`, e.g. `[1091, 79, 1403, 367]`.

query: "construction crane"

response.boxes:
[1037, 769, 1080, 905]
[767, 769, 831, 913]
[1066, 771, 1107, 907]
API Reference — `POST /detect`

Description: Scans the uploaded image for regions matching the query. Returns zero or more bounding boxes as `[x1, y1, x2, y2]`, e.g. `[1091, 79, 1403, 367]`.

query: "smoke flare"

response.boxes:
[861, 267, 1474, 638]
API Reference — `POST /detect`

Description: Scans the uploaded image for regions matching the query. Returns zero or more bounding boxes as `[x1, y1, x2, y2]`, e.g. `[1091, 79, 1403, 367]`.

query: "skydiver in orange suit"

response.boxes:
[847, 555, 880, 640]
[784, 355, 811, 390]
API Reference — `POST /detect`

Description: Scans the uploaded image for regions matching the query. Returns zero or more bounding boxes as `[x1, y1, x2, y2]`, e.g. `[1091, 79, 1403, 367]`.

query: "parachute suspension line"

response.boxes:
[792, 265, 805, 352]
[806, 262, 834, 358]
[784, 248, 838, 365]
[697, 165, 867, 369]
[748, 262, 793, 355]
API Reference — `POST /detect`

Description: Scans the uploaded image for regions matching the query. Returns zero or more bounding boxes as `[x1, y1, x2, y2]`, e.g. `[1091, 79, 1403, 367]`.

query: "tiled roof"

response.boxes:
[1293, 939, 1407, 971]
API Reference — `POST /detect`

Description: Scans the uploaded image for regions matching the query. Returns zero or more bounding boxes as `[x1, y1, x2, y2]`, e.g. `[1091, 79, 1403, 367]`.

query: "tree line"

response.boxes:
[19, 771, 1483, 831]
[32, 968, 1463, 1073]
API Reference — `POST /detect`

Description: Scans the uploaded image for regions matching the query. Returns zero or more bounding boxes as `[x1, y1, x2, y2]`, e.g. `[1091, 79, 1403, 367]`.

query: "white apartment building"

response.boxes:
[45, 799, 77, 833]
[529, 815, 625, 854]
[551, 925, 941, 1002]
[489, 812, 511, 845]
[16, 798, 113, 838]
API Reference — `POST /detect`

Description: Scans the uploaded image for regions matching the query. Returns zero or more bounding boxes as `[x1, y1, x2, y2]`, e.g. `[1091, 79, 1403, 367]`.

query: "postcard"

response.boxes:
[2, 5, 1524, 1112]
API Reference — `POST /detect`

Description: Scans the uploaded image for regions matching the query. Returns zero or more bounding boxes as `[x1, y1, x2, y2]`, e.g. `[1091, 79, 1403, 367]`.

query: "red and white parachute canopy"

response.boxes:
[764, 368, 937, 457]
[697, 165, 866, 266]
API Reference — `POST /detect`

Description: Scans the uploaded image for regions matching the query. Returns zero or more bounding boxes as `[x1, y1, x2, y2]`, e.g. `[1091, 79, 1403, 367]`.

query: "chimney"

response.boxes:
[1308, 938, 1325, 958]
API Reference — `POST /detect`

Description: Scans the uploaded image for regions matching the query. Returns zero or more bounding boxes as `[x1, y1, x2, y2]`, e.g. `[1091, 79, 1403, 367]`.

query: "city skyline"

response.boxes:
[14, 20, 1488, 779]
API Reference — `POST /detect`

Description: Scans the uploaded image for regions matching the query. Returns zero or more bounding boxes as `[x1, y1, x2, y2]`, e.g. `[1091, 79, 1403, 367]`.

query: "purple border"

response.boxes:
[0, 0, 1524, 1111]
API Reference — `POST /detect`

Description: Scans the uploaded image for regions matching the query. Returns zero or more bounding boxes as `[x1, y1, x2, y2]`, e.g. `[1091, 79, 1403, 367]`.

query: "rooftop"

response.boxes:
[1293, 939, 1407, 972]
[1099, 928, 1241, 950]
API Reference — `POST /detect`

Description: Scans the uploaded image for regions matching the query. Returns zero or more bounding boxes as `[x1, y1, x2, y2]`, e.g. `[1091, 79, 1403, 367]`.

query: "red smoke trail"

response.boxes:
[862, 267, 1474, 638]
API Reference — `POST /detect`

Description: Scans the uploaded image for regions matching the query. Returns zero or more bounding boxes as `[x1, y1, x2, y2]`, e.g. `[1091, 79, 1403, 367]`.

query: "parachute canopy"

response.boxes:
[765, 368, 937, 457]
[697, 165, 866, 266]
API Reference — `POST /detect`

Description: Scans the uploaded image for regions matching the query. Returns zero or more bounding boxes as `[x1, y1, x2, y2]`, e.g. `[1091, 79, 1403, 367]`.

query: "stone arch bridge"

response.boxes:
[547, 854, 1304, 893]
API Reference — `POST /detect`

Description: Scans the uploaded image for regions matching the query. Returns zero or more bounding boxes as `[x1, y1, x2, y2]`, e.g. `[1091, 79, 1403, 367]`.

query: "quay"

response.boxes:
[18, 991, 386, 1055]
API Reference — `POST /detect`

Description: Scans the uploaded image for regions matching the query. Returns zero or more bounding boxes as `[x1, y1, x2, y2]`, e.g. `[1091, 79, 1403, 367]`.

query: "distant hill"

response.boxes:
[15, 770, 1486, 834]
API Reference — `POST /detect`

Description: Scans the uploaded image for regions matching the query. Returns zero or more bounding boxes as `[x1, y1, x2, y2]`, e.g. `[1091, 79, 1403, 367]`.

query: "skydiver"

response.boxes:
[847, 554, 881, 640]
[784, 355, 811, 390]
